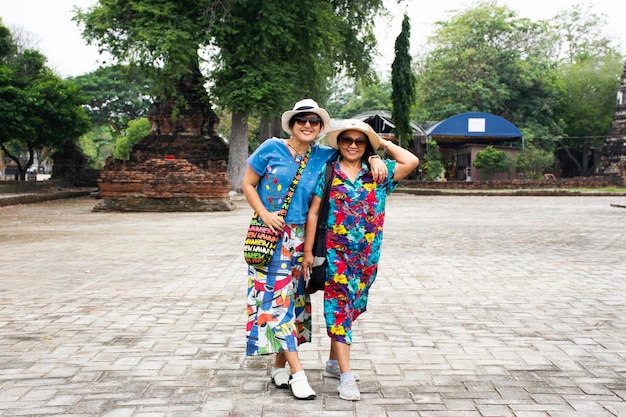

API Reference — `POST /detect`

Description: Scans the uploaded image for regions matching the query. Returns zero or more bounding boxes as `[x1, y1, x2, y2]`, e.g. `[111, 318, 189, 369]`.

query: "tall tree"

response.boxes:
[391, 13, 416, 149]
[0, 20, 14, 58]
[414, 1, 562, 140]
[549, 4, 618, 64]
[548, 4, 623, 176]
[69, 65, 153, 137]
[0, 41, 90, 180]
[0, 24, 89, 180]
[75, 0, 230, 121]
[210, 0, 383, 191]
[558, 55, 622, 176]
[69, 65, 153, 168]
[76, 0, 383, 192]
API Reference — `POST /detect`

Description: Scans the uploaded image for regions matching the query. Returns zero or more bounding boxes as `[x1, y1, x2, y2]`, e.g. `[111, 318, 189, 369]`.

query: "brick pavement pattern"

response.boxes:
[1, 195, 626, 417]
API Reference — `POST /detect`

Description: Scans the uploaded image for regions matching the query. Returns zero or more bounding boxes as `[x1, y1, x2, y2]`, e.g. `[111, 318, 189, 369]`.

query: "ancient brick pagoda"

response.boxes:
[598, 62, 626, 185]
[94, 98, 235, 212]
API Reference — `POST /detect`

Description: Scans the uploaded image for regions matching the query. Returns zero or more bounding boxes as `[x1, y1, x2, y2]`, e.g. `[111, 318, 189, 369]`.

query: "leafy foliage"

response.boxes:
[327, 78, 392, 119]
[556, 52, 622, 176]
[515, 145, 555, 180]
[0, 23, 90, 179]
[414, 1, 562, 140]
[421, 140, 444, 181]
[210, 0, 381, 117]
[115, 118, 151, 160]
[549, 4, 620, 64]
[69, 65, 153, 135]
[473, 145, 513, 180]
[74, 0, 229, 108]
[209, 0, 383, 190]
[78, 125, 115, 169]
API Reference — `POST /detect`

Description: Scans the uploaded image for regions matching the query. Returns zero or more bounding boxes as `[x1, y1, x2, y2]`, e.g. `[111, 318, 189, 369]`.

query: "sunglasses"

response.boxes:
[294, 116, 321, 127]
[338, 136, 367, 147]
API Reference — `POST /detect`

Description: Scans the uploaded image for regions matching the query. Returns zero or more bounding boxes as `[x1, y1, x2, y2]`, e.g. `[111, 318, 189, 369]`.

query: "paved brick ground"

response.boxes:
[1, 194, 625, 417]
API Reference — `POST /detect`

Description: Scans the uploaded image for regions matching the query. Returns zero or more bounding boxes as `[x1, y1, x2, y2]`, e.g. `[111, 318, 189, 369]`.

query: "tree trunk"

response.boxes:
[559, 139, 582, 177]
[581, 136, 590, 176]
[228, 111, 249, 193]
[259, 116, 282, 142]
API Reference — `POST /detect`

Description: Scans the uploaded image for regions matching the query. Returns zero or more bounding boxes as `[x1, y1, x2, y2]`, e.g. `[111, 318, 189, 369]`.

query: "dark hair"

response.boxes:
[337, 131, 376, 168]
[288, 112, 324, 131]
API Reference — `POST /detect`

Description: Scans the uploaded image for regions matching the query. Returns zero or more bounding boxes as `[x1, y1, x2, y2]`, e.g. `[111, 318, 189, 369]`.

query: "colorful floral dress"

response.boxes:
[313, 160, 397, 345]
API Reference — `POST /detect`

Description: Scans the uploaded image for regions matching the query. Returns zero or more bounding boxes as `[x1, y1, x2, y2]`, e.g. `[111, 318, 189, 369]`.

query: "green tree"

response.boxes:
[515, 145, 555, 180]
[210, 0, 383, 191]
[0, 25, 90, 180]
[0, 20, 15, 58]
[421, 139, 444, 181]
[414, 1, 562, 139]
[391, 13, 417, 149]
[75, 0, 228, 113]
[327, 78, 391, 119]
[69, 65, 153, 168]
[548, 5, 623, 176]
[78, 125, 115, 169]
[76, 0, 383, 192]
[473, 145, 513, 180]
[115, 117, 151, 160]
[550, 4, 619, 64]
[558, 55, 622, 176]
[69, 65, 153, 136]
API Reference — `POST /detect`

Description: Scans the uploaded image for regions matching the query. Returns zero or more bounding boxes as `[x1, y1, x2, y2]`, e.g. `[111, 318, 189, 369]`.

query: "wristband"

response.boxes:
[368, 154, 381, 163]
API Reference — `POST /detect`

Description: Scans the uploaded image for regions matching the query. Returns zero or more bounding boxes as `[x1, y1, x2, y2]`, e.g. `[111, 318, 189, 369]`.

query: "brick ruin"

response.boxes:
[598, 62, 626, 185]
[93, 95, 235, 212]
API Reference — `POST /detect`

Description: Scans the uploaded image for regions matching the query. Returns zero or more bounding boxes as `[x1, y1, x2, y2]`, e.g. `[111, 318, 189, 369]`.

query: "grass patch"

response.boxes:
[566, 187, 626, 193]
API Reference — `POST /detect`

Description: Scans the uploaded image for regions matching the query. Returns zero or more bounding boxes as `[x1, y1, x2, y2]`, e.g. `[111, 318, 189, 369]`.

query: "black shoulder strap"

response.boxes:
[317, 162, 334, 229]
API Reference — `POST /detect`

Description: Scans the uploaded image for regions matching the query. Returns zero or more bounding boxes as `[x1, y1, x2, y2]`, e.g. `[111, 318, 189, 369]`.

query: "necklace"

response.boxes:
[287, 142, 309, 162]
[340, 160, 362, 181]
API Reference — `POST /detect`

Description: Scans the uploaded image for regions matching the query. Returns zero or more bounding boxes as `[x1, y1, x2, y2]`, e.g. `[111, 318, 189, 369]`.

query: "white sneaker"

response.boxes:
[337, 375, 360, 401]
[322, 363, 360, 381]
[289, 372, 316, 400]
[271, 368, 289, 389]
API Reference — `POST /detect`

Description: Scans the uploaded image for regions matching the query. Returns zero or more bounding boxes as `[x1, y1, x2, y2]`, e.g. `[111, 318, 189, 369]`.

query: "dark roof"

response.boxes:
[351, 110, 425, 136]
[425, 112, 522, 143]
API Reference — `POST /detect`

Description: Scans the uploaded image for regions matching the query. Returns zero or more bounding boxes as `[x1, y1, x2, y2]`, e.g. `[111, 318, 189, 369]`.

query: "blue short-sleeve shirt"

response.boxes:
[247, 138, 337, 224]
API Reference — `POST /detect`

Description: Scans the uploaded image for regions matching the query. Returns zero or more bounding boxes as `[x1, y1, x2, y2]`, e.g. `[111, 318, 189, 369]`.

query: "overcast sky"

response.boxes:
[1, 0, 625, 78]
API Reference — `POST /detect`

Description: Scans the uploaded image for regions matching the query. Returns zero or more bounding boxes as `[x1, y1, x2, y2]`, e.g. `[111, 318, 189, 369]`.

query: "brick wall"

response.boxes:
[401, 175, 624, 190]
[93, 133, 235, 212]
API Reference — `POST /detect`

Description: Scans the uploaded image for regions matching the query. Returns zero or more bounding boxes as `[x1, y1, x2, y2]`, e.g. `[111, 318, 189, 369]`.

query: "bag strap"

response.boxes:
[316, 162, 334, 230]
[276, 146, 312, 218]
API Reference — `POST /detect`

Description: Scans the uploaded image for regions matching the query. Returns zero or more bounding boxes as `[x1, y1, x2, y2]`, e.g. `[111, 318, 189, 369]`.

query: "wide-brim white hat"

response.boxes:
[325, 119, 381, 150]
[281, 99, 332, 136]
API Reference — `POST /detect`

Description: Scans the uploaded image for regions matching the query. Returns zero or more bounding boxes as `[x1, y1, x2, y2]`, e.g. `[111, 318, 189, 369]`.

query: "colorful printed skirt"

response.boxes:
[246, 223, 312, 356]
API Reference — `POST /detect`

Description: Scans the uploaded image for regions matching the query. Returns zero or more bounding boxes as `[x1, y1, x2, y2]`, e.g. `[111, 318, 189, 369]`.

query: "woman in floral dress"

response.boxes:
[303, 119, 419, 401]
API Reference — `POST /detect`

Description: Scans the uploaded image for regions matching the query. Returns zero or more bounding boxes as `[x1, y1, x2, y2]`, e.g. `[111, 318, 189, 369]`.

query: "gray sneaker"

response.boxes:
[337, 375, 360, 401]
[323, 363, 359, 381]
